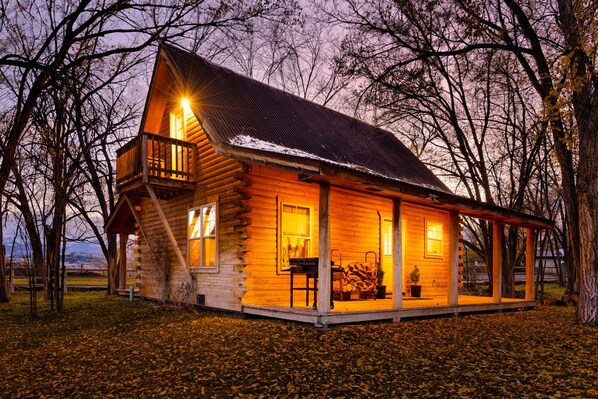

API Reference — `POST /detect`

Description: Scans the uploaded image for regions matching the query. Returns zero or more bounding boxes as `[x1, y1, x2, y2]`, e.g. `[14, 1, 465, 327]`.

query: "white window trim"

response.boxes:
[278, 202, 313, 274]
[188, 202, 219, 272]
[425, 219, 444, 258]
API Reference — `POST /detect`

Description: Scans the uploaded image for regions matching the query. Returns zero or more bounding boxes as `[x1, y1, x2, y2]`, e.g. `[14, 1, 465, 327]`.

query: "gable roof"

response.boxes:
[151, 43, 553, 230]
[159, 43, 450, 193]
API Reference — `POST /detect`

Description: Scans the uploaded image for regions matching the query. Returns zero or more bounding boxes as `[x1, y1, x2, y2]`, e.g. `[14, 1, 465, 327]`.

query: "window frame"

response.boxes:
[278, 202, 313, 274]
[187, 202, 218, 271]
[425, 219, 444, 258]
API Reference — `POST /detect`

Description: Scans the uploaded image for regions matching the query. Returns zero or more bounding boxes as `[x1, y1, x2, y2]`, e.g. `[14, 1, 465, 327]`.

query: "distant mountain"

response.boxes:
[3, 238, 103, 259]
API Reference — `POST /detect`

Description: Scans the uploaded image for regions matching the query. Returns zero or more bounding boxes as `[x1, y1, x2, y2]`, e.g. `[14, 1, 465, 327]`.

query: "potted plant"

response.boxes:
[410, 265, 421, 298]
[376, 263, 386, 299]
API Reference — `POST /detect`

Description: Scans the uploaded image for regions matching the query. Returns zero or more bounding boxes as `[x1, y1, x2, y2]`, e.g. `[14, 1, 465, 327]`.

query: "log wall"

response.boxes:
[242, 164, 452, 305]
[402, 203, 450, 297]
[241, 164, 320, 305]
[136, 102, 246, 311]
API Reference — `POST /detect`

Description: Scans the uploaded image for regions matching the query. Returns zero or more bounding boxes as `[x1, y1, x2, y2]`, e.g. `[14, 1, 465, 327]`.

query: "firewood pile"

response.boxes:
[335, 262, 377, 296]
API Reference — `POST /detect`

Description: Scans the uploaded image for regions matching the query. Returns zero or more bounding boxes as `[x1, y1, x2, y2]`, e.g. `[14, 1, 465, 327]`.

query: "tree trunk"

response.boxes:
[575, 97, 598, 323]
[107, 233, 118, 295]
[501, 226, 518, 298]
[0, 229, 8, 303]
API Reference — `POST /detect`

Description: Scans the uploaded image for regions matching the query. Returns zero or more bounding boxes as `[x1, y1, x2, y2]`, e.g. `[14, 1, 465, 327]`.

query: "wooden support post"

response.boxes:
[142, 134, 149, 182]
[448, 211, 460, 306]
[492, 220, 503, 303]
[124, 195, 158, 263]
[526, 228, 536, 301]
[318, 182, 331, 314]
[119, 233, 128, 291]
[146, 184, 190, 275]
[392, 198, 403, 310]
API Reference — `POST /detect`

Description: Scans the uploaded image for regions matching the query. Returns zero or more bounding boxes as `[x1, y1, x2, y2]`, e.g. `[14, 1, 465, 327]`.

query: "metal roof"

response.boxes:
[160, 44, 451, 193]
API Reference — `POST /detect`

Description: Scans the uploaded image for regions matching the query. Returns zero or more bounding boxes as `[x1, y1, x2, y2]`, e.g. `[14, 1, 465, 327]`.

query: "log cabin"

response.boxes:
[105, 43, 553, 327]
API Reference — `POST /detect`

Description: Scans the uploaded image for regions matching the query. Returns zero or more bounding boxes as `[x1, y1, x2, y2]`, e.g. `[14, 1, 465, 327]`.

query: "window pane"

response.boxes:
[426, 221, 443, 256]
[383, 221, 392, 256]
[203, 237, 216, 267]
[282, 205, 310, 237]
[428, 239, 441, 255]
[280, 204, 311, 271]
[189, 209, 201, 238]
[189, 239, 201, 267]
[202, 205, 216, 237]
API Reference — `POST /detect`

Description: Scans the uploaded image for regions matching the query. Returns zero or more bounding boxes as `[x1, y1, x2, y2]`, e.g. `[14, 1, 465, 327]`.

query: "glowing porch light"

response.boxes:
[181, 97, 191, 110]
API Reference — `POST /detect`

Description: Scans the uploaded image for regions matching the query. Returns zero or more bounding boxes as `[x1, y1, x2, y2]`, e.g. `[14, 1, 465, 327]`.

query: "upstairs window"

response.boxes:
[189, 203, 217, 268]
[279, 203, 311, 272]
[169, 110, 185, 141]
[426, 220, 443, 257]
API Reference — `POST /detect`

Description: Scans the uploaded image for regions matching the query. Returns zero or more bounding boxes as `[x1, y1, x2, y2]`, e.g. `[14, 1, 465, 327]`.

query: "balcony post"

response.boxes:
[141, 134, 149, 183]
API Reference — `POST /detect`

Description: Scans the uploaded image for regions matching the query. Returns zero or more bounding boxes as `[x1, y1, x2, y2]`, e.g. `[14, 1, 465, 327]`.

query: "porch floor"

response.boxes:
[242, 295, 536, 326]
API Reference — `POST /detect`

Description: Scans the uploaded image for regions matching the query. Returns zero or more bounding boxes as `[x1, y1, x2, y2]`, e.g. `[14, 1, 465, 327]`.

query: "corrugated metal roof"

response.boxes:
[161, 43, 451, 193]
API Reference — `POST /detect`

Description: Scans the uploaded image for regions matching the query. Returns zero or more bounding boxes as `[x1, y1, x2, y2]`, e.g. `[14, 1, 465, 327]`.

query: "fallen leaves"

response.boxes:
[1, 292, 598, 398]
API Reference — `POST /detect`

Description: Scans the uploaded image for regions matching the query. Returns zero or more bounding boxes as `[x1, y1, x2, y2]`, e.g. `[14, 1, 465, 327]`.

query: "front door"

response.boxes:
[169, 109, 185, 178]
[382, 219, 406, 294]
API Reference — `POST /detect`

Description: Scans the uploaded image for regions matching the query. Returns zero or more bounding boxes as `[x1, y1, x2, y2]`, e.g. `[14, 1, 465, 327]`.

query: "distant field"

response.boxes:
[12, 277, 136, 287]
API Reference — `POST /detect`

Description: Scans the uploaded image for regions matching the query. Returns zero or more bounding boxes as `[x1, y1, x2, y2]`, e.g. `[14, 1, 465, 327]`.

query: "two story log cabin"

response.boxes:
[105, 43, 553, 326]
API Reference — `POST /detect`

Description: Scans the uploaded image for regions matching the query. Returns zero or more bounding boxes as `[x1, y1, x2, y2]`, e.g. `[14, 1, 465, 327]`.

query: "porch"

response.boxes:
[242, 295, 536, 326]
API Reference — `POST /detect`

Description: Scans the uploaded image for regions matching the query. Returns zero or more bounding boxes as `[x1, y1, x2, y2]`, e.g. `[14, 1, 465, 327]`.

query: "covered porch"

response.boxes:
[241, 168, 551, 327]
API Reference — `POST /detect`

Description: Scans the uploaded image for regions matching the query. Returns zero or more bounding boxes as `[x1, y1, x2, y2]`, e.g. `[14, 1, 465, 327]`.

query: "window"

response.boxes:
[383, 220, 393, 256]
[188, 203, 217, 268]
[169, 110, 185, 141]
[169, 110, 186, 178]
[426, 220, 443, 257]
[279, 203, 311, 272]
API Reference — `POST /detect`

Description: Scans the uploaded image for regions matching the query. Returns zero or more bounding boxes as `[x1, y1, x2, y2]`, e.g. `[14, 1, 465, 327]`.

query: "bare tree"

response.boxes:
[0, 0, 301, 303]
[333, 0, 597, 322]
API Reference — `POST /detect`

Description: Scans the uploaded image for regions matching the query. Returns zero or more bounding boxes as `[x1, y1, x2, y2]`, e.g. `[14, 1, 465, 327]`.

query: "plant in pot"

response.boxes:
[376, 263, 386, 299]
[410, 265, 421, 298]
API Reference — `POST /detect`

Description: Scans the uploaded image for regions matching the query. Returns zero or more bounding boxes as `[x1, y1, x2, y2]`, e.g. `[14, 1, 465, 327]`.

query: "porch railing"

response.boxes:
[116, 132, 197, 187]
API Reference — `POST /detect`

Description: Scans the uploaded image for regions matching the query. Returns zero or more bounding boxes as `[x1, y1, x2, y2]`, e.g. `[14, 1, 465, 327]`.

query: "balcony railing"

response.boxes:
[116, 132, 197, 191]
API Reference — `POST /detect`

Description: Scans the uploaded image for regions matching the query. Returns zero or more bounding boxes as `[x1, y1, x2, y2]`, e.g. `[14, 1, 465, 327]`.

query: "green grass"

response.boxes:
[461, 282, 565, 301]
[1, 291, 596, 398]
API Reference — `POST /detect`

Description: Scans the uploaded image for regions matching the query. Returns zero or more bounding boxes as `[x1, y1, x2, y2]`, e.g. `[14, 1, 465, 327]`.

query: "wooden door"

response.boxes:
[382, 219, 406, 293]
[169, 109, 185, 177]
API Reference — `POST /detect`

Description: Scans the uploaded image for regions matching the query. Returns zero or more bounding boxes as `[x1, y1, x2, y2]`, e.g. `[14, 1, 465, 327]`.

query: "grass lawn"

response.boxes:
[461, 282, 566, 301]
[1, 292, 597, 398]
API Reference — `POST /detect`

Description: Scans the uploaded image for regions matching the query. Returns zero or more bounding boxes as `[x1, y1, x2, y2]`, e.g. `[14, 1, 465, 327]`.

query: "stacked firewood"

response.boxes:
[336, 262, 377, 295]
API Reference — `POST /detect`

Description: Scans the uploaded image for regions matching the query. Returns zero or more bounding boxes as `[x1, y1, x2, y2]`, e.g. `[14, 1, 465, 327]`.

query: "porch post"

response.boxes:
[392, 198, 403, 310]
[448, 211, 460, 306]
[525, 228, 536, 301]
[492, 221, 503, 303]
[318, 182, 331, 313]
[119, 233, 128, 291]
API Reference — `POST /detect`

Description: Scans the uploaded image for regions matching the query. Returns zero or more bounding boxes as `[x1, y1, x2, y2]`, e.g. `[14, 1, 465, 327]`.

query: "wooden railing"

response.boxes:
[116, 132, 197, 187]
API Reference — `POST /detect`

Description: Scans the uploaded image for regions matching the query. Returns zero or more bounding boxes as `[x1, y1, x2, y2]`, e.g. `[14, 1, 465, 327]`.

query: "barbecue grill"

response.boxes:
[288, 257, 340, 310]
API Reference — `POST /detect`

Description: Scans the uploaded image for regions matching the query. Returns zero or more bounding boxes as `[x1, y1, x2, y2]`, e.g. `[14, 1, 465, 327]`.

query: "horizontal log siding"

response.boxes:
[242, 165, 320, 305]
[330, 188, 390, 264]
[136, 104, 245, 311]
[242, 166, 453, 305]
[402, 203, 450, 297]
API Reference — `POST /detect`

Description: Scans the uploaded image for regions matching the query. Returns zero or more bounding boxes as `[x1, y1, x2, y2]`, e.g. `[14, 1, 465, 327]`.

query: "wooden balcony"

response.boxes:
[116, 132, 197, 198]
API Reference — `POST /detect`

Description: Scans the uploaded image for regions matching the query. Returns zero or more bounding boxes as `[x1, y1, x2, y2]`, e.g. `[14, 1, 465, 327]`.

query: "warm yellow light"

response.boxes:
[181, 97, 191, 109]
